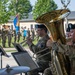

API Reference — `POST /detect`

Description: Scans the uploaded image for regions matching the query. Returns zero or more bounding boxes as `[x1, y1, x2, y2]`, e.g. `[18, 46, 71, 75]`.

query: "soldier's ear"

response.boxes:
[46, 39, 53, 49]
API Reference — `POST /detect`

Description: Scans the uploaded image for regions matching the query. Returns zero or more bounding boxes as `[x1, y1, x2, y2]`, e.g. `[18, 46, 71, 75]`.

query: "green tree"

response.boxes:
[0, 0, 32, 24]
[32, 0, 58, 20]
[8, 0, 32, 19]
[0, 0, 12, 24]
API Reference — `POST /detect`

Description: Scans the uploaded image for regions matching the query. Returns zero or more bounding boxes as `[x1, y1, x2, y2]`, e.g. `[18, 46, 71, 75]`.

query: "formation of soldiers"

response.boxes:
[0, 25, 36, 47]
[0, 25, 13, 47]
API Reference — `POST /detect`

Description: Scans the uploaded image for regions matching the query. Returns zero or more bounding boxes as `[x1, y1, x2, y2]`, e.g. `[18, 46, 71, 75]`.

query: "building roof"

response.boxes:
[67, 11, 75, 20]
[9, 11, 75, 22]
[9, 13, 34, 22]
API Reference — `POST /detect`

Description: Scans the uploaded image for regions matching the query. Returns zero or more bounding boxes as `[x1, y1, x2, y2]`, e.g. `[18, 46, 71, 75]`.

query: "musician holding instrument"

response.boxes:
[66, 24, 75, 45]
[26, 24, 52, 75]
[44, 24, 75, 75]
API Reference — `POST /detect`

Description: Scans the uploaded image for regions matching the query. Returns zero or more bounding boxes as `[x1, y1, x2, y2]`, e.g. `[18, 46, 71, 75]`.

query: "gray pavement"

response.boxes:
[3, 48, 16, 51]
[2, 52, 18, 68]
[0, 47, 43, 75]
[0, 47, 35, 75]
[2, 47, 34, 68]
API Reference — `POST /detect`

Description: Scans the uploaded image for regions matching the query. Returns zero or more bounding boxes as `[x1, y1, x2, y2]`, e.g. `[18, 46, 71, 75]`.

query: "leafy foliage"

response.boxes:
[0, 0, 12, 24]
[32, 0, 58, 20]
[8, 0, 32, 19]
[0, 0, 32, 24]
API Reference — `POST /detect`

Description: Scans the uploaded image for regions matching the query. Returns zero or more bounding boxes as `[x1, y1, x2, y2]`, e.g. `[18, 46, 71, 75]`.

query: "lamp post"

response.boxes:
[60, 0, 71, 31]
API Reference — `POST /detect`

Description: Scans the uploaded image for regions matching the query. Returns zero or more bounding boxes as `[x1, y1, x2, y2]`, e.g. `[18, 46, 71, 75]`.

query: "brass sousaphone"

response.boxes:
[35, 9, 71, 75]
[36, 9, 70, 44]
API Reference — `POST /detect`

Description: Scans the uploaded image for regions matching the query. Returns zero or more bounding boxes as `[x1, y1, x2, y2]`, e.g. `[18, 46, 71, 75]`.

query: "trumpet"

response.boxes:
[20, 36, 33, 46]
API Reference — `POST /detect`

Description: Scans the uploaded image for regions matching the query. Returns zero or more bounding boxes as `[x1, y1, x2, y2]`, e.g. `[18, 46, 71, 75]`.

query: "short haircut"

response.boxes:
[35, 24, 47, 33]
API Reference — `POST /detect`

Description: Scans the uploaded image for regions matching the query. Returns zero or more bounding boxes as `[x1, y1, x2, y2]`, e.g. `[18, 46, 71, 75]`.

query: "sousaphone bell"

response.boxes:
[35, 9, 71, 75]
[36, 9, 70, 44]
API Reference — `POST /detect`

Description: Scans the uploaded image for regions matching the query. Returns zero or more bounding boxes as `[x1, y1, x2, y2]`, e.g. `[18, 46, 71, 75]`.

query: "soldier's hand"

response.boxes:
[46, 39, 53, 49]
[26, 37, 32, 46]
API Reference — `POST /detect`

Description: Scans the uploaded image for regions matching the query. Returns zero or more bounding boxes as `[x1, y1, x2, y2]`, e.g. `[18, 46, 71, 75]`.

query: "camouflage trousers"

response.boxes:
[43, 43, 75, 75]
[44, 67, 52, 75]
[27, 61, 49, 75]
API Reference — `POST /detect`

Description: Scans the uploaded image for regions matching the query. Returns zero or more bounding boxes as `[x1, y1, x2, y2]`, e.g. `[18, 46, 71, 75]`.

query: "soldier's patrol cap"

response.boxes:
[35, 24, 46, 29]
[35, 24, 47, 32]
[66, 28, 70, 32]
[68, 23, 75, 30]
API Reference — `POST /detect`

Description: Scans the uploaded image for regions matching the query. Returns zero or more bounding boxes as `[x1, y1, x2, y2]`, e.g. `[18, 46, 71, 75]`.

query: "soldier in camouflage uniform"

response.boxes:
[13, 30, 17, 43]
[17, 31, 21, 43]
[66, 24, 75, 75]
[44, 24, 75, 75]
[7, 26, 12, 47]
[1, 26, 7, 47]
[26, 24, 52, 75]
[31, 28, 35, 41]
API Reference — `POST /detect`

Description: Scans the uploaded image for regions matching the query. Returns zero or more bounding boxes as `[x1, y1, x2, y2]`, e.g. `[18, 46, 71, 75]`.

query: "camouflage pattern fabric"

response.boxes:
[43, 42, 75, 75]
[28, 34, 51, 75]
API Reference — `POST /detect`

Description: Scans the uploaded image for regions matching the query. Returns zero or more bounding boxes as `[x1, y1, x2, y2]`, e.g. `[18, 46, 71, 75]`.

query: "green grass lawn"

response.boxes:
[0, 36, 38, 48]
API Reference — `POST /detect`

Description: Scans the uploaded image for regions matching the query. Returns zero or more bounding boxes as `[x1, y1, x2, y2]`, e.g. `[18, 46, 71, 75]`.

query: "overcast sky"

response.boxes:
[30, 0, 75, 11]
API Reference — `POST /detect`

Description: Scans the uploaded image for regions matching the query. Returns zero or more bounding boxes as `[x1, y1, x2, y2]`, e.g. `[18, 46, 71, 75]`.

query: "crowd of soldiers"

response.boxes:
[0, 25, 14, 47]
[0, 25, 36, 48]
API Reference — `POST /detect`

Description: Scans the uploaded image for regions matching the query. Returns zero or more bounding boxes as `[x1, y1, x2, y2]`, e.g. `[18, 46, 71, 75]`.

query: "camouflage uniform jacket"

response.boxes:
[31, 42, 75, 75]
[50, 42, 75, 75]
[29, 34, 51, 62]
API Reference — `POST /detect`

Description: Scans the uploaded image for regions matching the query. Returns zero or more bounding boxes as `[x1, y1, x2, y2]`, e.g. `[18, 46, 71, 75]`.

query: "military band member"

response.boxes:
[66, 24, 75, 45]
[44, 24, 75, 75]
[26, 24, 52, 75]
